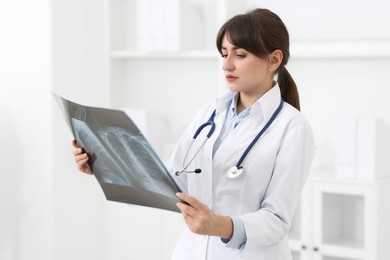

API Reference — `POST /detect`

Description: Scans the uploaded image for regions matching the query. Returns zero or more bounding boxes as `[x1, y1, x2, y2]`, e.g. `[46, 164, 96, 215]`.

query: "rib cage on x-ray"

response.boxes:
[53, 92, 181, 212]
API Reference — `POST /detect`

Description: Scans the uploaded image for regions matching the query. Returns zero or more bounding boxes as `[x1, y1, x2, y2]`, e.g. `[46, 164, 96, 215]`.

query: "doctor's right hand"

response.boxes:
[72, 139, 93, 175]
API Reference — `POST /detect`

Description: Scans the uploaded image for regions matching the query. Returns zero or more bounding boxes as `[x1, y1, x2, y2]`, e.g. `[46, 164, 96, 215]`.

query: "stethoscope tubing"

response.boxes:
[177, 110, 216, 175]
[176, 99, 284, 177]
[193, 110, 216, 139]
[180, 138, 208, 174]
[235, 99, 284, 169]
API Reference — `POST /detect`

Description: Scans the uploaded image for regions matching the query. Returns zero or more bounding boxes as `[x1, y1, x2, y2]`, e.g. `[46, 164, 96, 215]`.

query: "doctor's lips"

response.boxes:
[226, 74, 238, 82]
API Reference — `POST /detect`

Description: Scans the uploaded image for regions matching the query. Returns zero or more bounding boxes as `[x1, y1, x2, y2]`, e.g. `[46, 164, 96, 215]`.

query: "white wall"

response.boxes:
[0, 1, 106, 259]
[51, 0, 106, 259]
[252, 0, 390, 41]
[0, 1, 52, 259]
[289, 56, 390, 171]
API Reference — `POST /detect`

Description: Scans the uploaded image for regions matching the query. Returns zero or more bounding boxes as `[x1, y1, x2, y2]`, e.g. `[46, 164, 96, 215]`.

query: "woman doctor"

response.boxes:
[73, 8, 314, 260]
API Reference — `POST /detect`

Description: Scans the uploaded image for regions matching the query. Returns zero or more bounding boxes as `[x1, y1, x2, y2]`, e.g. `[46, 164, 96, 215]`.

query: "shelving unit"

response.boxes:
[104, 0, 390, 160]
[289, 172, 390, 260]
[104, 1, 390, 259]
[100, 1, 390, 259]
[290, 40, 390, 58]
[103, 0, 254, 160]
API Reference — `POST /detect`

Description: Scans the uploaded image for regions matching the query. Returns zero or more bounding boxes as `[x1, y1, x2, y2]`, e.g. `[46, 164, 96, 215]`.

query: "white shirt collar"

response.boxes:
[215, 83, 282, 122]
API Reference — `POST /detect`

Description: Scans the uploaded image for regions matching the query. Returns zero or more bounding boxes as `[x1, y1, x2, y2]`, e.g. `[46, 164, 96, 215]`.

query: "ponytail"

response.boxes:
[278, 66, 300, 111]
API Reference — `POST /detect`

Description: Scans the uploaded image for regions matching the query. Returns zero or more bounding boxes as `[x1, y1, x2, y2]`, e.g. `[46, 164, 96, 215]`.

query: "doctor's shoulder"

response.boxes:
[279, 101, 314, 141]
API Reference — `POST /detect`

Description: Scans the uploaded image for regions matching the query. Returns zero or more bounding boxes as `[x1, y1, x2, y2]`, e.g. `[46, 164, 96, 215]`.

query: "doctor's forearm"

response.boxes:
[176, 192, 233, 238]
[213, 215, 233, 239]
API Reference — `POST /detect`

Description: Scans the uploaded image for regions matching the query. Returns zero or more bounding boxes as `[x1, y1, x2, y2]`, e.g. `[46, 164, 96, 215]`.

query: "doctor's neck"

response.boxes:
[236, 83, 274, 114]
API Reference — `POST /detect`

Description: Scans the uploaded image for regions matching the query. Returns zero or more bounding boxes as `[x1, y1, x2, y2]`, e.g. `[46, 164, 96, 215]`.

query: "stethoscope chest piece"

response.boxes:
[228, 166, 244, 179]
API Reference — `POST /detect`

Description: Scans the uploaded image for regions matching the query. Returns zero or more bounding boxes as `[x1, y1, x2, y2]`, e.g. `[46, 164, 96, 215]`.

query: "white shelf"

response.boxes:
[291, 40, 390, 58]
[322, 257, 361, 260]
[321, 243, 365, 259]
[323, 238, 364, 249]
[309, 170, 383, 186]
[110, 50, 220, 59]
[110, 41, 390, 59]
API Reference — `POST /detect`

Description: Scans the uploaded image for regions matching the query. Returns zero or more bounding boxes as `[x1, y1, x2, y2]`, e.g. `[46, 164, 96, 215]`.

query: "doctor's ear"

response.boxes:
[267, 50, 283, 72]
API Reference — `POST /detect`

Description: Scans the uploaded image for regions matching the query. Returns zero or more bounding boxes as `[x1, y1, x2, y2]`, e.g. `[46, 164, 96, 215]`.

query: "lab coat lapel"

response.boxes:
[187, 92, 231, 206]
[212, 109, 263, 172]
[200, 103, 227, 207]
[212, 84, 282, 171]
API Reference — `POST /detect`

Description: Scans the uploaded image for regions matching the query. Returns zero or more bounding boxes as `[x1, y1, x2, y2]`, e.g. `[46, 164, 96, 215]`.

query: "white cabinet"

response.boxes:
[289, 173, 390, 260]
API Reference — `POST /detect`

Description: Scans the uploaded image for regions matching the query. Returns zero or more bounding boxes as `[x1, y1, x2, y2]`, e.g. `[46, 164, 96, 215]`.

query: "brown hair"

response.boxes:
[216, 8, 300, 111]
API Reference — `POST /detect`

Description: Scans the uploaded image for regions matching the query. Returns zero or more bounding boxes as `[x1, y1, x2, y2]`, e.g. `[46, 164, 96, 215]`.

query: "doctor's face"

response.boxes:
[221, 36, 274, 95]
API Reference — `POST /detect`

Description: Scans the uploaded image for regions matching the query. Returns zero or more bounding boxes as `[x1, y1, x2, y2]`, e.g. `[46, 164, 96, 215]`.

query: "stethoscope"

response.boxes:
[175, 99, 284, 178]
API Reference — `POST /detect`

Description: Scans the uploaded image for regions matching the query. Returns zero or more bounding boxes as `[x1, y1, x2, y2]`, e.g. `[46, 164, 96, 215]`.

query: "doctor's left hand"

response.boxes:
[176, 192, 233, 240]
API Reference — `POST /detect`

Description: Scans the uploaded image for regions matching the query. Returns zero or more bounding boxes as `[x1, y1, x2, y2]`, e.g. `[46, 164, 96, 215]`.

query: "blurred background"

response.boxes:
[1, 0, 390, 259]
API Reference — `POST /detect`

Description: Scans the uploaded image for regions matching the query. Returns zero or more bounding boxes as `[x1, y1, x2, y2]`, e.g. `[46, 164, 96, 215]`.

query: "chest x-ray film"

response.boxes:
[53, 92, 181, 212]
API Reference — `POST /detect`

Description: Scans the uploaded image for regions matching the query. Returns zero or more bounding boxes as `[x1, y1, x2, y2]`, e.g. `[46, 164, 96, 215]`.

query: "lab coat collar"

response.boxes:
[215, 91, 235, 114]
[215, 84, 282, 122]
[230, 92, 252, 118]
[252, 83, 282, 122]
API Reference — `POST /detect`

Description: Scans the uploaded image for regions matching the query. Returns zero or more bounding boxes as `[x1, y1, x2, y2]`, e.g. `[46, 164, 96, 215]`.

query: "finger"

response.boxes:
[177, 201, 198, 217]
[77, 158, 92, 174]
[75, 153, 88, 163]
[77, 157, 89, 167]
[73, 147, 85, 156]
[177, 204, 208, 235]
[176, 193, 205, 210]
[71, 139, 78, 148]
[176, 203, 189, 219]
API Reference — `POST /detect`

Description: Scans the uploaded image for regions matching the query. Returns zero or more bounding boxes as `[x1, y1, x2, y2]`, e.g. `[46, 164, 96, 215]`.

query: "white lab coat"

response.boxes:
[168, 85, 314, 260]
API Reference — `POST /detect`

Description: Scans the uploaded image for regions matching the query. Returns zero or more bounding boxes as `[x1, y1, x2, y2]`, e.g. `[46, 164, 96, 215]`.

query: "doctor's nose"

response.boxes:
[222, 57, 235, 72]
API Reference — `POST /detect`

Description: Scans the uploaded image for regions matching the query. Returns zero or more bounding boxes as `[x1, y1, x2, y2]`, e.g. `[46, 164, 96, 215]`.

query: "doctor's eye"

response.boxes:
[221, 54, 228, 59]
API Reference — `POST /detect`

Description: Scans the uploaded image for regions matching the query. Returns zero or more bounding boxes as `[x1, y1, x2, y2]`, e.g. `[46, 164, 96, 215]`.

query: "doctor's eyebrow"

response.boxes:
[221, 46, 243, 51]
